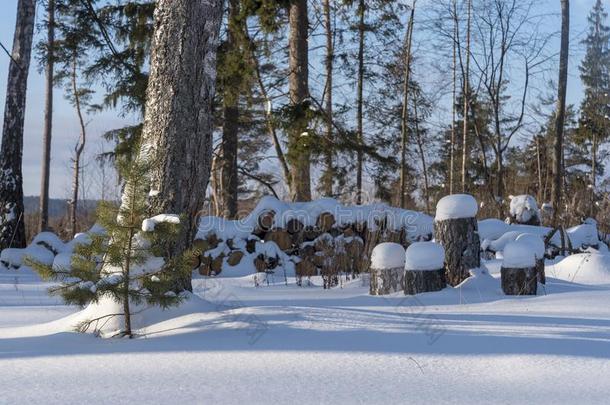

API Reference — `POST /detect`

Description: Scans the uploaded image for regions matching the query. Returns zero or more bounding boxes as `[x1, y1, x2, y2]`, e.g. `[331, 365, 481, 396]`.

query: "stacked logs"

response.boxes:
[192, 205, 430, 286]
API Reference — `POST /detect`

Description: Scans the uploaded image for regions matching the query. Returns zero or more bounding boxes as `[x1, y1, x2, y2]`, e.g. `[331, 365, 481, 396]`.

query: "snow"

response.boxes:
[196, 197, 433, 241]
[2, 264, 610, 403]
[502, 241, 536, 268]
[509, 194, 540, 223]
[404, 242, 445, 271]
[547, 252, 610, 285]
[370, 242, 405, 269]
[478, 218, 510, 240]
[141, 214, 180, 232]
[435, 194, 478, 221]
[515, 233, 545, 259]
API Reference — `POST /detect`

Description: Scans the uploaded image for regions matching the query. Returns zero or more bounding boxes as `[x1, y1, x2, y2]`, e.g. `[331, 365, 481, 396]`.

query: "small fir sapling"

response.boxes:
[28, 157, 194, 338]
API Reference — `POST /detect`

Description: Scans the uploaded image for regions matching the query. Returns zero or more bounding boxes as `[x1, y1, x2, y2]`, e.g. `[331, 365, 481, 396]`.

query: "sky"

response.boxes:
[0, 0, 601, 199]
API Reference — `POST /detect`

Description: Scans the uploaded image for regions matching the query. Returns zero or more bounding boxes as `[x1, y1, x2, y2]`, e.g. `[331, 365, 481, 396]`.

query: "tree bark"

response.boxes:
[321, 0, 334, 197]
[434, 217, 480, 286]
[552, 0, 570, 226]
[404, 268, 446, 295]
[220, 0, 240, 220]
[69, 55, 86, 239]
[288, 0, 311, 201]
[39, 0, 55, 233]
[501, 266, 538, 295]
[400, 1, 416, 209]
[461, 0, 471, 192]
[450, 0, 457, 195]
[370, 266, 404, 295]
[356, 0, 365, 204]
[135, 0, 223, 291]
[0, 0, 35, 250]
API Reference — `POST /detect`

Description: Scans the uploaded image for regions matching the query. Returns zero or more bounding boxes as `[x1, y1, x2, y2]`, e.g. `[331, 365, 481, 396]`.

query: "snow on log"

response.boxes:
[516, 233, 546, 284]
[369, 242, 405, 295]
[501, 241, 537, 295]
[403, 242, 446, 295]
[434, 194, 480, 286]
[508, 195, 541, 225]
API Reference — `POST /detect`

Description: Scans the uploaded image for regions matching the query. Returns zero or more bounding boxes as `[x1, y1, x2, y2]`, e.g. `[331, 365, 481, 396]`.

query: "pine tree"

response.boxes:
[28, 156, 192, 338]
[578, 0, 610, 215]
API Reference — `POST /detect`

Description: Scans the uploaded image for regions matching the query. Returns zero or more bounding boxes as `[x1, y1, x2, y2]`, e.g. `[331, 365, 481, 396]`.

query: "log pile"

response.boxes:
[192, 198, 434, 288]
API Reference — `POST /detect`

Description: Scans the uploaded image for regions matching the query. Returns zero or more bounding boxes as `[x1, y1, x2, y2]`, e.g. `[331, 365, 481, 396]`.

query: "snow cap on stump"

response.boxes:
[371, 242, 405, 269]
[404, 242, 445, 271]
[435, 194, 478, 221]
[503, 240, 536, 268]
[515, 233, 545, 259]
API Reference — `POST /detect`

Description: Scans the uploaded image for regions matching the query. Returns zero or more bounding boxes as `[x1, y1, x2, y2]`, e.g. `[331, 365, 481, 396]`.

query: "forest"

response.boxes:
[0, 1, 609, 404]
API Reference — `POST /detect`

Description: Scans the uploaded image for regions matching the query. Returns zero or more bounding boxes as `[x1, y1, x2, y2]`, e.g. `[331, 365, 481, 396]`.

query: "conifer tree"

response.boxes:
[29, 156, 192, 338]
[578, 0, 610, 215]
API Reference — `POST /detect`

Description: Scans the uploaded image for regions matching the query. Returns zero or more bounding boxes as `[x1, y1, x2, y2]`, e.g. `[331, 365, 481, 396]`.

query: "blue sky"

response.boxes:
[0, 0, 600, 198]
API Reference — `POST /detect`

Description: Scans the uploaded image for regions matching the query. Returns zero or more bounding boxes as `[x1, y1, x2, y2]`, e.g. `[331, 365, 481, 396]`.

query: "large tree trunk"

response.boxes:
[400, 1, 415, 209]
[219, 0, 240, 219]
[552, 0, 570, 226]
[288, 0, 311, 202]
[0, 0, 35, 250]
[39, 0, 55, 233]
[135, 0, 223, 291]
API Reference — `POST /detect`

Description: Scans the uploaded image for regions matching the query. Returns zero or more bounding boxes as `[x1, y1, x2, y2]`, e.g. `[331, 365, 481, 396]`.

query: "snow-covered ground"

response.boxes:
[1, 259, 610, 404]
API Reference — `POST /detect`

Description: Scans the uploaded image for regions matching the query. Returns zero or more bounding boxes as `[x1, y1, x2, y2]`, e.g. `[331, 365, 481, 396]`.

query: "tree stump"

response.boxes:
[403, 269, 446, 295]
[370, 266, 404, 295]
[516, 233, 546, 285]
[501, 266, 538, 295]
[535, 258, 546, 284]
[403, 242, 447, 295]
[434, 217, 480, 286]
[369, 243, 405, 295]
[501, 240, 538, 295]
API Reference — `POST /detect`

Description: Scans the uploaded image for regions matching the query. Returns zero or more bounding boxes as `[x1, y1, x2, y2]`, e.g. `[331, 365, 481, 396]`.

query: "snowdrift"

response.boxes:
[548, 253, 610, 285]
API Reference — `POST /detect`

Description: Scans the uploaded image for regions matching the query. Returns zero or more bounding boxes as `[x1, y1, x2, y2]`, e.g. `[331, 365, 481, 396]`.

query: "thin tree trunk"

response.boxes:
[39, 0, 55, 233]
[134, 0, 223, 291]
[590, 131, 597, 216]
[0, 0, 35, 250]
[400, 1, 416, 208]
[536, 135, 543, 202]
[288, 0, 311, 201]
[412, 92, 430, 214]
[461, 0, 471, 192]
[552, 0, 570, 226]
[356, 0, 365, 204]
[321, 0, 334, 197]
[219, 0, 240, 219]
[450, 0, 457, 195]
[244, 25, 292, 190]
[69, 56, 86, 239]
